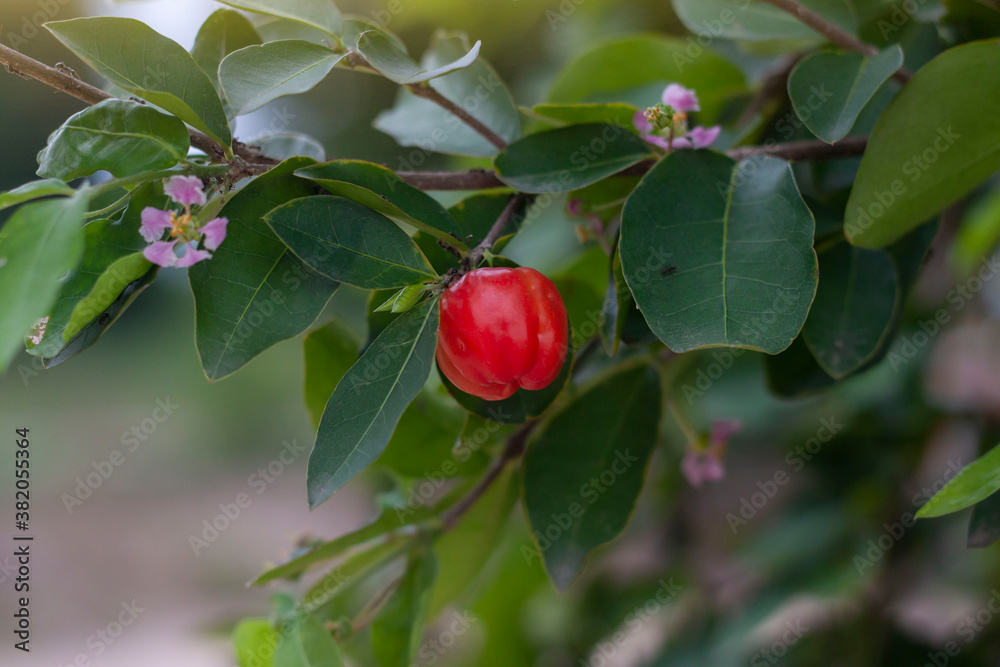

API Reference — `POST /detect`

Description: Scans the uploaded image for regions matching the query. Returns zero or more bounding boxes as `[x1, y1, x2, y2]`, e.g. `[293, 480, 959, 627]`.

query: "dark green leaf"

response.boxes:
[303, 318, 360, 429]
[601, 249, 631, 356]
[494, 124, 651, 194]
[308, 298, 439, 508]
[191, 9, 262, 91]
[545, 35, 745, 122]
[37, 99, 189, 181]
[265, 196, 437, 289]
[788, 47, 903, 143]
[234, 619, 279, 667]
[220, 40, 345, 117]
[376, 389, 478, 479]
[0, 179, 74, 212]
[372, 550, 438, 666]
[357, 29, 479, 85]
[764, 335, 836, 398]
[672, 0, 856, 41]
[846, 41, 1000, 248]
[216, 0, 343, 38]
[531, 103, 638, 128]
[620, 150, 818, 354]
[0, 192, 86, 370]
[521, 363, 662, 590]
[917, 444, 1000, 518]
[295, 160, 463, 246]
[373, 32, 520, 158]
[802, 243, 898, 378]
[189, 157, 339, 381]
[46, 18, 232, 147]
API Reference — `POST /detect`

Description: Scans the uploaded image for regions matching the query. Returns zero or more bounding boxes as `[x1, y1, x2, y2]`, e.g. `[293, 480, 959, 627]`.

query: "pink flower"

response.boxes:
[687, 125, 721, 149]
[662, 84, 700, 113]
[567, 198, 585, 217]
[164, 175, 207, 207]
[681, 419, 741, 489]
[199, 217, 228, 251]
[140, 208, 172, 243]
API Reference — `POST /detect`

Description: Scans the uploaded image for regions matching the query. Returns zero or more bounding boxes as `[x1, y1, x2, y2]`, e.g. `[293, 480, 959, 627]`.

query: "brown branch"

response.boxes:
[727, 134, 868, 161]
[758, 0, 912, 83]
[397, 169, 506, 190]
[406, 82, 508, 151]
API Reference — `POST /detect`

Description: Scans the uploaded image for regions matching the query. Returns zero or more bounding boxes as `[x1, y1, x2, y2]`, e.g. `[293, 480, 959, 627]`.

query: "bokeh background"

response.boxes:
[3, 0, 1000, 666]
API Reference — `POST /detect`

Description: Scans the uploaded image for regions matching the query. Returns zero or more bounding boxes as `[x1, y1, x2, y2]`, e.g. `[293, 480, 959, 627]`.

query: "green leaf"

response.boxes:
[600, 248, 632, 356]
[764, 335, 836, 398]
[234, 619, 279, 667]
[37, 99, 189, 181]
[302, 535, 414, 609]
[357, 29, 480, 85]
[255, 133, 326, 162]
[265, 196, 437, 289]
[46, 18, 232, 147]
[951, 186, 1000, 274]
[295, 160, 463, 246]
[303, 318, 360, 430]
[545, 35, 746, 122]
[620, 150, 818, 354]
[967, 489, 1000, 549]
[0, 179, 74, 212]
[439, 335, 575, 425]
[521, 363, 662, 591]
[917, 445, 1000, 518]
[220, 40, 345, 117]
[530, 103, 638, 128]
[671, 0, 856, 42]
[191, 9, 262, 91]
[801, 243, 898, 378]
[216, 0, 343, 39]
[788, 47, 903, 144]
[274, 616, 344, 667]
[375, 285, 426, 314]
[189, 157, 339, 381]
[373, 31, 521, 158]
[494, 124, 651, 194]
[308, 298, 439, 508]
[372, 550, 438, 667]
[342, 19, 408, 53]
[846, 40, 1000, 248]
[0, 192, 87, 370]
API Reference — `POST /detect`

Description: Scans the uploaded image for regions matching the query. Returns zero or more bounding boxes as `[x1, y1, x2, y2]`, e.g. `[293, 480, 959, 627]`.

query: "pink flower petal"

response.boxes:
[642, 134, 672, 150]
[164, 175, 207, 207]
[701, 457, 726, 482]
[143, 240, 179, 267]
[688, 126, 722, 149]
[681, 451, 704, 488]
[567, 199, 585, 217]
[633, 109, 653, 134]
[174, 244, 213, 268]
[671, 137, 693, 150]
[199, 217, 228, 251]
[710, 419, 742, 446]
[140, 207, 172, 243]
[662, 83, 700, 113]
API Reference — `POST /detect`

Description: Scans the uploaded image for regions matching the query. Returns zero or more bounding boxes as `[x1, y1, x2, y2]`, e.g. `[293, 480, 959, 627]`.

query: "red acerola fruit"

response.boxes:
[437, 267, 569, 401]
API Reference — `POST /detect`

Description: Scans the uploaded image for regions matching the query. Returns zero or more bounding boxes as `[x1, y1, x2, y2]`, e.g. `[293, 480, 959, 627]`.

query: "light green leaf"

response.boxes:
[788, 47, 903, 144]
[671, 0, 856, 42]
[494, 124, 651, 194]
[521, 363, 662, 591]
[530, 103, 638, 129]
[373, 31, 520, 158]
[46, 17, 232, 147]
[37, 99, 189, 181]
[846, 40, 1000, 248]
[917, 445, 1000, 518]
[802, 243, 898, 378]
[220, 40, 345, 117]
[255, 133, 326, 162]
[308, 298, 439, 508]
[216, 0, 343, 39]
[295, 160, 463, 247]
[265, 196, 438, 289]
[620, 150, 818, 354]
[0, 192, 87, 370]
[357, 29, 480, 85]
[189, 157, 339, 381]
[0, 179, 74, 212]
[274, 616, 344, 667]
[303, 318, 360, 429]
[234, 619, 279, 667]
[191, 9, 262, 91]
[372, 550, 438, 667]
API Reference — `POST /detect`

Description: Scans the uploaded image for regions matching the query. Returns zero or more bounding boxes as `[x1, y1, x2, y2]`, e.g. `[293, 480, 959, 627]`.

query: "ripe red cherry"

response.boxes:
[437, 267, 569, 401]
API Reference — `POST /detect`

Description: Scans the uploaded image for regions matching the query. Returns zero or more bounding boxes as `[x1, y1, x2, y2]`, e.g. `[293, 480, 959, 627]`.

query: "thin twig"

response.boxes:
[470, 193, 528, 262]
[349, 574, 404, 634]
[758, 0, 912, 83]
[406, 83, 508, 151]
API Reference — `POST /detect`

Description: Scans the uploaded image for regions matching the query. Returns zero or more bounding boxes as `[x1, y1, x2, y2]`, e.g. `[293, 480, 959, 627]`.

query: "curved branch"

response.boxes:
[406, 83, 508, 151]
